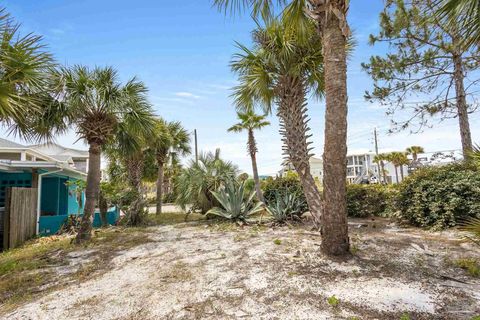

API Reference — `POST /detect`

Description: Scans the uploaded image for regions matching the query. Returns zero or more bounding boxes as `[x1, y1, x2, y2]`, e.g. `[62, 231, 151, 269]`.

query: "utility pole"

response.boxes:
[194, 129, 198, 165]
[374, 127, 384, 183]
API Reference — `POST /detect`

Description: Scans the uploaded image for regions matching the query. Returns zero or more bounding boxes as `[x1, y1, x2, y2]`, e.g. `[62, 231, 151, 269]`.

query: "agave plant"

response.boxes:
[206, 181, 263, 222]
[267, 192, 306, 223]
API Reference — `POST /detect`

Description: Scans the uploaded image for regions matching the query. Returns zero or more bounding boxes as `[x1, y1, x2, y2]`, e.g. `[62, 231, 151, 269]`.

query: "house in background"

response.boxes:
[279, 152, 409, 185]
[29, 142, 90, 173]
[0, 138, 118, 248]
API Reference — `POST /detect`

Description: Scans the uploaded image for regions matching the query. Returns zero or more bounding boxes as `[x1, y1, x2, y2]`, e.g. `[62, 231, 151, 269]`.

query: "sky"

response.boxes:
[2, 0, 479, 175]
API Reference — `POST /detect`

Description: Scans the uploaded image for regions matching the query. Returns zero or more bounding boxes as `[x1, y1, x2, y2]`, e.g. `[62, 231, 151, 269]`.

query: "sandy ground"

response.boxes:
[3, 218, 480, 320]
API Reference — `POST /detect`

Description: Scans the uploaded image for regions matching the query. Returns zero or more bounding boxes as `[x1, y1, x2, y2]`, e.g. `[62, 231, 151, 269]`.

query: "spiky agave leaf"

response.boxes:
[207, 181, 264, 221]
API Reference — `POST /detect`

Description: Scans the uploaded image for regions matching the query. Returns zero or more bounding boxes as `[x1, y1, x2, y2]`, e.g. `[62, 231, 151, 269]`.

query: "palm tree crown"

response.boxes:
[0, 9, 54, 137]
[405, 146, 425, 161]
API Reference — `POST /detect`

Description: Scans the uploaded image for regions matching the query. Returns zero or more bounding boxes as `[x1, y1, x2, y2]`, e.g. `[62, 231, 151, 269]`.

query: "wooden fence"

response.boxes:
[2, 187, 38, 250]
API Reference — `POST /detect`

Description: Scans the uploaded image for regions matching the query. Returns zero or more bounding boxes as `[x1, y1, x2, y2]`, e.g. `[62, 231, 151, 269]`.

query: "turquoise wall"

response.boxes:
[41, 177, 59, 215]
[39, 207, 119, 236]
[0, 172, 32, 207]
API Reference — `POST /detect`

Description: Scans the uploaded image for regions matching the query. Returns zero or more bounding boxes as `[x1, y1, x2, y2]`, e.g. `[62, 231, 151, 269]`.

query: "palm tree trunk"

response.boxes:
[394, 166, 399, 184]
[452, 53, 473, 159]
[317, 3, 350, 256]
[248, 129, 264, 202]
[156, 156, 165, 215]
[381, 161, 387, 184]
[400, 165, 404, 181]
[98, 190, 108, 227]
[276, 76, 323, 225]
[76, 142, 101, 243]
[126, 156, 145, 225]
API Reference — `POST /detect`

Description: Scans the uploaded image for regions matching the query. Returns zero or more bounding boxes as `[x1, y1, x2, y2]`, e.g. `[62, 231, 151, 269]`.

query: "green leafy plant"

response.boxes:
[327, 295, 339, 307]
[273, 239, 282, 245]
[400, 313, 411, 320]
[206, 181, 263, 222]
[346, 184, 393, 218]
[267, 192, 306, 223]
[176, 150, 238, 214]
[393, 164, 480, 230]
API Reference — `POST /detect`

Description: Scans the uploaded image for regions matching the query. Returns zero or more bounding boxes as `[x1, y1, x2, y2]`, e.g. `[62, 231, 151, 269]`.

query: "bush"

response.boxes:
[346, 184, 393, 218]
[262, 175, 308, 213]
[394, 164, 480, 230]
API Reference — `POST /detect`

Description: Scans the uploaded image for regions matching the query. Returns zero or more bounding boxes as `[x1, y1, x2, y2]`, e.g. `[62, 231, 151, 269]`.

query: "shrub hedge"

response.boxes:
[346, 184, 393, 218]
[393, 164, 480, 230]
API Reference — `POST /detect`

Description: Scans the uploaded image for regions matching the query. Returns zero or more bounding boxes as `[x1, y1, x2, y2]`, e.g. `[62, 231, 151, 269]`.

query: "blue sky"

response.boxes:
[2, 0, 479, 174]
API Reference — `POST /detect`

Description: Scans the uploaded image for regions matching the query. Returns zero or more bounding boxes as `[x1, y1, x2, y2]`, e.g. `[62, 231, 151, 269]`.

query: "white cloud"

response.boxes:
[175, 92, 201, 99]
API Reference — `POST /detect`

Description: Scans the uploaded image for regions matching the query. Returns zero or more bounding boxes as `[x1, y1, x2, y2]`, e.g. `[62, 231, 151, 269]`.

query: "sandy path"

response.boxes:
[4, 221, 480, 320]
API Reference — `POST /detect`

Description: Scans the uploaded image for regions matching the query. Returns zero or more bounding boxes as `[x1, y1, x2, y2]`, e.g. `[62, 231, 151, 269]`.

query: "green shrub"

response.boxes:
[262, 175, 308, 213]
[394, 164, 480, 230]
[346, 184, 393, 217]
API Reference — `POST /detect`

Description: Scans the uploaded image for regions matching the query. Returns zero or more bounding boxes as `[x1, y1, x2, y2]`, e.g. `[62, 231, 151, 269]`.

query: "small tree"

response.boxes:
[363, 0, 480, 158]
[149, 119, 191, 215]
[228, 110, 270, 202]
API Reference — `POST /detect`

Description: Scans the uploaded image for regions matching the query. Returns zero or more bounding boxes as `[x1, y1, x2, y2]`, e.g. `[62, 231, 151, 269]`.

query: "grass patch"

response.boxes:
[146, 212, 205, 226]
[273, 239, 282, 245]
[0, 227, 153, 314]
[454, 258, 480, 277]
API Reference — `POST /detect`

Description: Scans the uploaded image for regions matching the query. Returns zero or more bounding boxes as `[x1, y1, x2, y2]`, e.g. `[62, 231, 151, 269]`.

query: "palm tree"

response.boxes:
[0, 9, 54, 137]
[104, 107, 156, 225]
[438, 0, 480, 47]
[150, 119, 191, 215]
[405, 146, 425, 162]
[231, 19, 325, 229]
[214, 0, 351, 256]
[388, 152, 409, 183]
[228, 110, 270, 202]
[373, 153, 388, 184]
[176, 149, 238, 213]
[39, 66, 154, 243]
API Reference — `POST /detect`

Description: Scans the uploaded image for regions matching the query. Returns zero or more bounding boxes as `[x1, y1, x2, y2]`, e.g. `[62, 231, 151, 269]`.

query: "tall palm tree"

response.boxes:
[228, 110, 270, 202]
[214, 0, 351, 256]
[0, 9, 54, 137]
[38, 66, 154, 243]
[104, 107, 155, 225]
[231, 19, 325, 228]
[149, 119, 191, 215]
[405, 146, 425, 162]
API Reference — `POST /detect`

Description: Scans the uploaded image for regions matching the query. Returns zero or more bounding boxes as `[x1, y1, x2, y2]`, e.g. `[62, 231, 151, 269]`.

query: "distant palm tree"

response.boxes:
[0, 9, 54, 137]
[104, 108, 155, 225]
[39, 66, 154, 243]
[149, 119, 191, 215]
[228, 111, 270, 202]
[389, 152, 409, 183]
[373, 153, 389, 184]
[406, 146, 425, 161]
